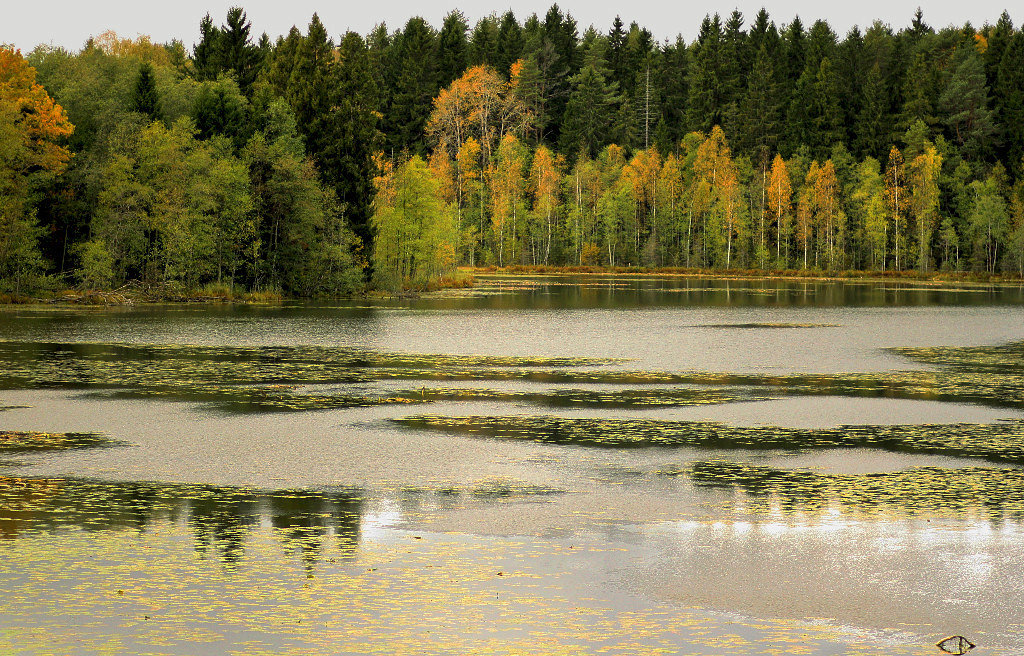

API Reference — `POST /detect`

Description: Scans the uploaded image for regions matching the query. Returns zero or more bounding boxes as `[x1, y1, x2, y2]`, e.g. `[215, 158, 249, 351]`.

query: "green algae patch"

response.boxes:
[686, 459, 1024, 517]
[0, 431, 120, 452]
[393, 415, 1024, 464]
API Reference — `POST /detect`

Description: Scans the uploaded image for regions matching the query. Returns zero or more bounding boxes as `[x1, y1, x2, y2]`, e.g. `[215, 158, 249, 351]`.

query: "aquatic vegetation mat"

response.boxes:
[4, 338, 1024, 416]
[394, 415, 1024, 464]
[683, 459, 1024, 517]
[0, 431, 120, 452]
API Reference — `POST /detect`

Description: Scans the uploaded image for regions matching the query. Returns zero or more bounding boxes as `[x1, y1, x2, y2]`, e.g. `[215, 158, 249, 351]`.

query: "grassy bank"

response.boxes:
[19, 281, 286, 306]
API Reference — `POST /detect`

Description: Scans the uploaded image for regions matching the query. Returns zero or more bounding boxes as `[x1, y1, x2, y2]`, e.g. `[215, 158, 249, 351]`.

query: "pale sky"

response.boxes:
[2, 1, 1019, 53]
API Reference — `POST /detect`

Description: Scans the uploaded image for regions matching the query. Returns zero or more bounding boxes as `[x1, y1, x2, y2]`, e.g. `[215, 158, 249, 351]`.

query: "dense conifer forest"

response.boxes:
[2, 6, 1024, 294]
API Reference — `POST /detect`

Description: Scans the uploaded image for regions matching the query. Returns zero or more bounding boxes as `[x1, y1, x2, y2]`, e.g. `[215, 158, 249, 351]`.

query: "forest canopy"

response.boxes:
[3, 5, 1024, 296]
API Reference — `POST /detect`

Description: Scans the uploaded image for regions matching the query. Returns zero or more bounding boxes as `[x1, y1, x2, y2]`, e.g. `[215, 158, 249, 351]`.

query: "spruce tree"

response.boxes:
[386, 17, 439, 154]
[560, 65, 621, 157]
[219, 7, 263, 96]
[940, 45, 996, 161]
[495, 11, 524, 77]
[437, 11, 469, 87]
[996, 32, 1024, 175]
[131, 62, 161, 119]
[810, 57, 844, 156]
[854, 63, 890, 159]
[193, 13, 221, 81]
[316, 32, 384, 263]
[686, 14, 723, 134]
[738, 45, 778, 154]
[469, 16, 499, 67]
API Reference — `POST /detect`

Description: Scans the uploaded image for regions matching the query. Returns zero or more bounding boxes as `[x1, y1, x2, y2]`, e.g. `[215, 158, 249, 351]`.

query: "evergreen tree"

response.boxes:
[940, 45, 996, 161]
[984, 11, 1014, 90]
[737, 45, 778, 154]
[657, 37, 689, 150]
[560, 65, 620, 157]
[192, 77, 249, 146]
[810, 57, 844, 156]
[607, 15, 626, 88]
[287, 15, 333, 153]
[218, 7, 263, 96]
[719, 10, 748, 114]
[686, 14, 723, 134]
[193, 13, 221, 81]
[900, 52, 937, 132]
[836, 27, 866, 135]
[316, 32, 384, 261]
[386, 17, 439, 154]
[437, 11, 469, 87]
[495, 11, 524, 77]
[995, 32, 1024, 175]
[131, 62, 160, 119]
[854, 63, 889, 158]
[470, 15, 499, 67]
[784, 65, 815, 155]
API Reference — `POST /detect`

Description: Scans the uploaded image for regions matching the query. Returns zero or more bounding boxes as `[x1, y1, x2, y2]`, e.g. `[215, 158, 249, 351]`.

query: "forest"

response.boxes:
[2, 6, 1024, 295]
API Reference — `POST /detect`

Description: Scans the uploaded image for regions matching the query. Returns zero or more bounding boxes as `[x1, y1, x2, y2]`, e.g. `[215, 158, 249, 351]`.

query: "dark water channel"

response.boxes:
[2, 274, 1024, 654]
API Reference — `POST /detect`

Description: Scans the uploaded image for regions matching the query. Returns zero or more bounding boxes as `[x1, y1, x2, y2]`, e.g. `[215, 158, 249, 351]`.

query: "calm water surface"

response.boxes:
[2, 274, 1024, 654]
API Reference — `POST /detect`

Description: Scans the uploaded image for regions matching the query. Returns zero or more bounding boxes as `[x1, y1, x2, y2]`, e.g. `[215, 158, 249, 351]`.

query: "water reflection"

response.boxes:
[439, 275, 1024, 309]
[0, 477, 363, 568]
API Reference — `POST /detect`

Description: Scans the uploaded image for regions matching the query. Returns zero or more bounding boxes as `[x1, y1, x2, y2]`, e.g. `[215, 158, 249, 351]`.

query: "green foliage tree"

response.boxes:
[371, 155, 456, 290]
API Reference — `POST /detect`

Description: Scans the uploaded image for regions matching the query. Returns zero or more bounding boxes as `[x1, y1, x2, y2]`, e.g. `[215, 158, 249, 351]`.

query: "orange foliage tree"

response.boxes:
[1, 47, 74, 291]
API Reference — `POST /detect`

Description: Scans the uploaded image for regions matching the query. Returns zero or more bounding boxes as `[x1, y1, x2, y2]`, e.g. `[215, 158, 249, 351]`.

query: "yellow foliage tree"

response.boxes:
[766, 154, 792, 266]
[908, 145, 942, 271]
[530, 145, 563, 264]
[884, 146, 908, 270]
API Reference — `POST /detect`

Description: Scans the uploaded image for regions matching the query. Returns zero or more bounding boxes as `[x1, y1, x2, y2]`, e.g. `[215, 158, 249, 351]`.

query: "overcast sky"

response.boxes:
[2, 1, 1020, 52]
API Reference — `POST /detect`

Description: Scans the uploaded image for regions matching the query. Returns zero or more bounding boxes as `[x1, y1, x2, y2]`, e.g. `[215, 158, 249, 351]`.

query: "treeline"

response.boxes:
[2, 6, 1024, 295]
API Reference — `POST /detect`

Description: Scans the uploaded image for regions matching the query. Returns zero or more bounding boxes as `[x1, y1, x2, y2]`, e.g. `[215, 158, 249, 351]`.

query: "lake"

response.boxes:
[2, 274, 1024, 655]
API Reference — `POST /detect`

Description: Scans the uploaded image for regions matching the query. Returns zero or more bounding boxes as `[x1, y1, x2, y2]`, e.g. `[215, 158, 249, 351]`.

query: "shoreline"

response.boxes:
[466, 265, 1024, 287]
[2, 266, 1021, 308]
